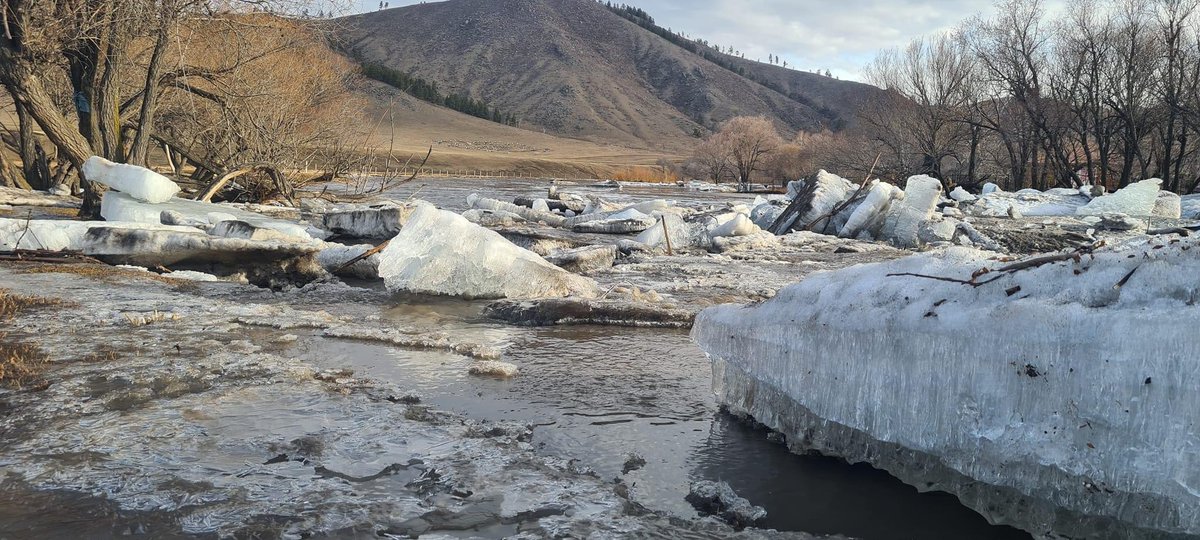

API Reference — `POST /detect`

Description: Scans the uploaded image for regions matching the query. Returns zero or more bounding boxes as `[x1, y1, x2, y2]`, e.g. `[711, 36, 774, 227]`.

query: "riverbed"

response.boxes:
[0, 178, 1033, 539]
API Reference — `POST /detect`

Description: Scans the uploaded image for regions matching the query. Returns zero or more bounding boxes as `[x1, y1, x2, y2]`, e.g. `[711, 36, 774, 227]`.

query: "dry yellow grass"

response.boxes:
[0, 288, 61, 388]
[0, 336, 47, 388]
[611, 166, 682, 184]
[0, 288, 62, 321]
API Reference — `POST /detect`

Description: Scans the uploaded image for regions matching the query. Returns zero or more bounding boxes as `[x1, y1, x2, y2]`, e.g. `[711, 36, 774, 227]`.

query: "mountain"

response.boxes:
[338, 0, 886, 152]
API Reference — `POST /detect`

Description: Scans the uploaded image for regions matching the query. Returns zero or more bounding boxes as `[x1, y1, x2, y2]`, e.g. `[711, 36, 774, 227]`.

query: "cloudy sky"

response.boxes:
[346, 0, 1027, 81]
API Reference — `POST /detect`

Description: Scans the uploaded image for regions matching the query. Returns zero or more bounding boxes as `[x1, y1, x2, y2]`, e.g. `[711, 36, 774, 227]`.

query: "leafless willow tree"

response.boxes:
[0, 0, 359, 215]
[863, 34, 974, 188]
[858, 0, 1200, 194]
[689, 116, 782, 191]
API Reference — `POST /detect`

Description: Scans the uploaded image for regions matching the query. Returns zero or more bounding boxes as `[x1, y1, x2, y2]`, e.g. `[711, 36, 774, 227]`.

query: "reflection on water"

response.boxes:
[300, 305, 1032, 540]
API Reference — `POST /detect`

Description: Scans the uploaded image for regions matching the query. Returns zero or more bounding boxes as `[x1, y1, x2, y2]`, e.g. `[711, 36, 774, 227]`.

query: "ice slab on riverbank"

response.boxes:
[1077, 179, 1162, 217]
[101, 191, 319, 241]
[0, 186, 80, 208]
[0, 217, 197, 251]
[82, 156, 180, 203]
[693, 238, 1200, 537]
[969, 187, 1090, 217]
[378, 203, 599, 299]
[322, 203, 415, 239]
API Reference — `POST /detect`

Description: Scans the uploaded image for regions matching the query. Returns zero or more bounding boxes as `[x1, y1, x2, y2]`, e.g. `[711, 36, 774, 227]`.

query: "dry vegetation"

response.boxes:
[15, 263, 200, 291]
[0, 288, 62, 388]
[0, 337, 47, 389]
[611, 165, 681, 184]
[0, 1, 367, 213]
[0, 288, 62, 321]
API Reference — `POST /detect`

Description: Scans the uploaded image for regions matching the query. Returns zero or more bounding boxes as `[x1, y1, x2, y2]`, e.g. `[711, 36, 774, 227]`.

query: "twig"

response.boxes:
[885, 272, 985, 286]
[333, 240, 390, 274]
[405, 185, 427, 201]
[1146, 227, 1193, 237]
[1, 0, 11, 41]
[13, 210, 34, 250]
[1113, 265, 1139, 290]
[661, 215, 674, 256]
[376, 146, 432, 193]
[888, 242, 1104, 288]
[992, 252, 1082, 273]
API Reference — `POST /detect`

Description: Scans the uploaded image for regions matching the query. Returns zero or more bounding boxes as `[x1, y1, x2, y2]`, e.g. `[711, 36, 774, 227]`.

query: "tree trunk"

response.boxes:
[128, 23, 170, 166]
[0, 52, 99, 215]
[14, 97, 45, 189]
[95, 30, 125, 162]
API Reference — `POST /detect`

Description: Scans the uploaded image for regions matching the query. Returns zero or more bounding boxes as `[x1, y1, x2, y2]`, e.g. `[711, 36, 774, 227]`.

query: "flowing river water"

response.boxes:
[285, 288, 1031, 539]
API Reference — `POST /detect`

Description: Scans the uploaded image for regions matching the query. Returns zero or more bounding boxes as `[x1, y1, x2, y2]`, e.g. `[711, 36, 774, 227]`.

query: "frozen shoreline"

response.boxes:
[694, 237, 1200, 538]
[0, 266, 824, 538]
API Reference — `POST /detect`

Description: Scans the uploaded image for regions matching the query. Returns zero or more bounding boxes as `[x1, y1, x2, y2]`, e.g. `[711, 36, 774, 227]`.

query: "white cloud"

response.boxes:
[639, 0, 997, 80]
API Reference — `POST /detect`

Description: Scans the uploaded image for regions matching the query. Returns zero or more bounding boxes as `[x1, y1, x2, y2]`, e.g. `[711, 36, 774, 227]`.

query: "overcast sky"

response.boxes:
[346, 0, 1038, 81]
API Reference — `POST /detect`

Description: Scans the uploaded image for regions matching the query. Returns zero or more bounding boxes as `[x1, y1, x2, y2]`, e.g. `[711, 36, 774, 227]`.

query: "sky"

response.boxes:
[345, 0, 1042, 81]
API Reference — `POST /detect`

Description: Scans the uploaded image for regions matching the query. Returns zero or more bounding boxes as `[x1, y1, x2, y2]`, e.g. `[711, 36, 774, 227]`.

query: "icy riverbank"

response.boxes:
[0, 266, 824, 539]
[693, 235, 1200, 538]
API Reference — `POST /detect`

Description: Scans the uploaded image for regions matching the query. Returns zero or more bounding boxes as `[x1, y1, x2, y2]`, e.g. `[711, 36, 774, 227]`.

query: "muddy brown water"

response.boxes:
[282, 291, 1031, 540]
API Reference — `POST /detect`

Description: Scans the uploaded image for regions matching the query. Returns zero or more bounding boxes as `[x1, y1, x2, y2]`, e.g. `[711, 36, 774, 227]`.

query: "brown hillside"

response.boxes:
[353, 79, 679, 177]
[338, 0, 880, 151]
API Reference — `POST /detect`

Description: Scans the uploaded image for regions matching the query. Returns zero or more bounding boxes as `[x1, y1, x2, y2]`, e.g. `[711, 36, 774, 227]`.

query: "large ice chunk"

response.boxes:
[693, 239, 1200, 538]
[1153, 191, 1182, 219]
[1077, 179, 1162, 217]
[0, 218, 195, 252]
[322, 203, 415, 239]
[948, 186, 977, 202]
[634, 213, 697, 250]
[773, 170, 854, 233]
[878, 175, 941, 248]
[82, 156, 180, 203]
[467, 194, 565, 227]
[570, 208, 657, 234]
[317, 243, 380, 280]
[1182, 194, 1200, 220]
[377, 204, 599, 299]
[838, 181, 902, 239]
[101, 191, 316, 241]
[709, 214, 760, 237]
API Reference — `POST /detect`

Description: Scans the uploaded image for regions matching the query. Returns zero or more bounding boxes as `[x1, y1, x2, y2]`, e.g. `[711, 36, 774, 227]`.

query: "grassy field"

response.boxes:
[1, 85, 685, 183]
[351, 82, 683, 179]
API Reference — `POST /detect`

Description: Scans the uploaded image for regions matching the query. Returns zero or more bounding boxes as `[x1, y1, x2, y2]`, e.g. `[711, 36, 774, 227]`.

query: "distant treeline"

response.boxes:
[358, 60, 518, 126]
[601, 1, 843, 131]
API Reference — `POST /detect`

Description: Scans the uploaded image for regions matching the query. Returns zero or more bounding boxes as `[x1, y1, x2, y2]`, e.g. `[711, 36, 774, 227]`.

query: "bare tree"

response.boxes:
[864, 33, 974, 187]
[706, 116, 781, 192]
[0, 0, 355, 215]
[688, 136, 734, 183]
